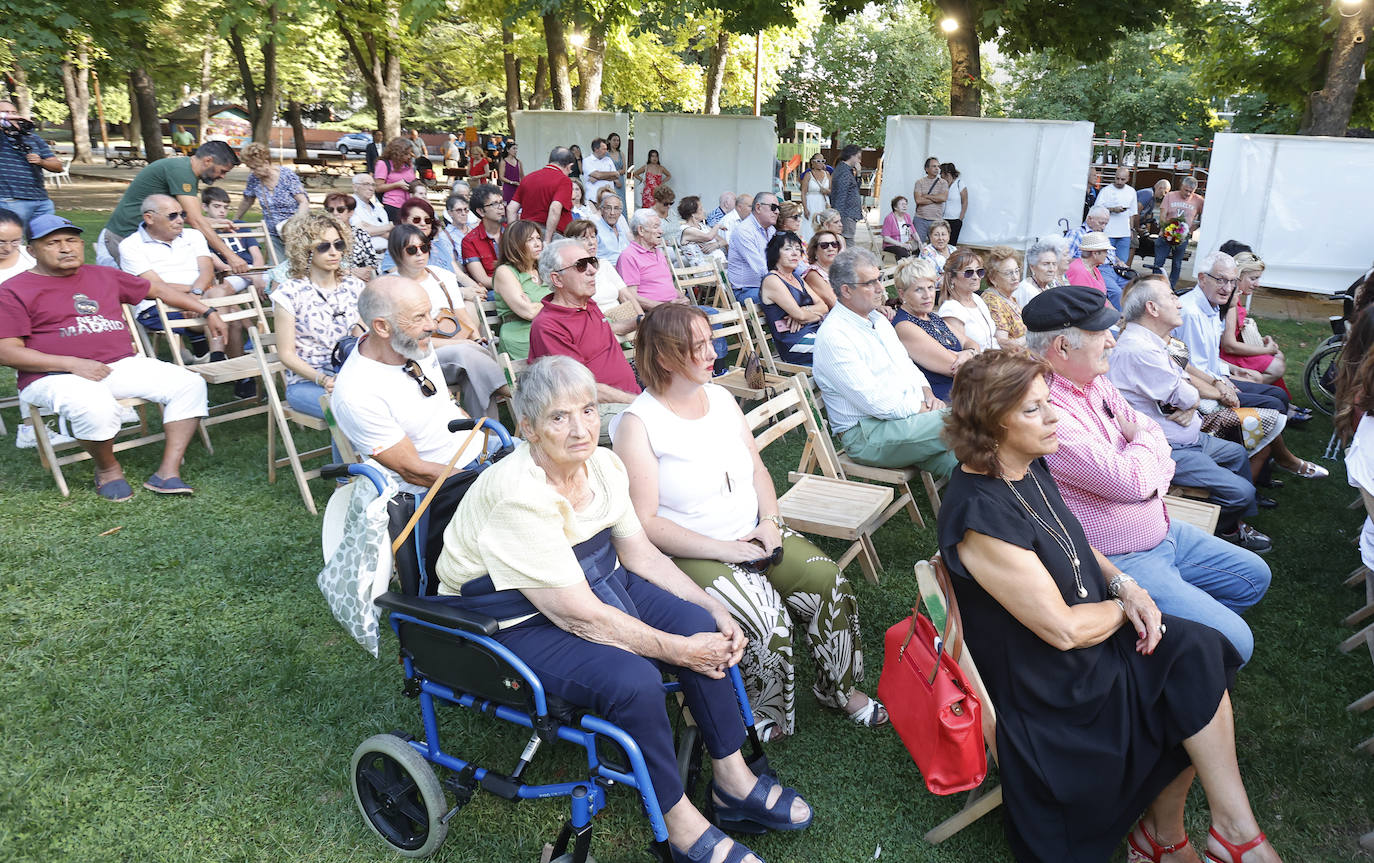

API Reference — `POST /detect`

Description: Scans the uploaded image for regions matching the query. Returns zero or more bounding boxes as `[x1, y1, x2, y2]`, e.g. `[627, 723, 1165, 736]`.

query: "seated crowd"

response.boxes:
[0, 130, 1314, 863]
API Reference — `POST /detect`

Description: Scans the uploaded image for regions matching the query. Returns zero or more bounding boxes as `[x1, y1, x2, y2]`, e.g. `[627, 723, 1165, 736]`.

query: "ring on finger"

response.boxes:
[1157, 623, 1167, 636]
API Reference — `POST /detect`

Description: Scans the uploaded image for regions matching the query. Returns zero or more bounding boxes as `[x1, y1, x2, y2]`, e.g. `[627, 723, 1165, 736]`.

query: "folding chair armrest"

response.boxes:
[375, 590, 500, 636]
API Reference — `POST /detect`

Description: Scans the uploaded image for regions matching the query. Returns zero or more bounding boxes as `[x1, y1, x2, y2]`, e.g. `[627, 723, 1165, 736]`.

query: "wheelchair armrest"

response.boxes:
[375, 591, 500, 636]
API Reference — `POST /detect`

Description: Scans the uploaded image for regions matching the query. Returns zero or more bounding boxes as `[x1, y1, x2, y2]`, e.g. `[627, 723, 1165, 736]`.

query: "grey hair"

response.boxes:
[1025, 325, 1086, 357]
[752, 191, 777, 210]
[357, 275, 406, 330]
[513, 355, 598, 429]
[1197, 250, 1235, 276]
[538, 237, 582, 284]
[1025, 239, 1059, 268]
[893, 256, 938, 291]
[628, 207, 659, 237]
[352, 173, 374, 187]
[141, 193, 175, 214]
[1051, 236, 1072, 259]
[1181, 176, 1198, 190]
[1087, 205, 1109, 220]
[1120, 275, 1169, 323]
[831, 246, 881, 298]
[548, 146, 575, 167]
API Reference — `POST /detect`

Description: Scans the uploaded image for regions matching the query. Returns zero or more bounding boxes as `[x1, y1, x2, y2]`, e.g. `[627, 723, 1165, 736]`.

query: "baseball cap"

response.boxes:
[27, 214, 84, 241]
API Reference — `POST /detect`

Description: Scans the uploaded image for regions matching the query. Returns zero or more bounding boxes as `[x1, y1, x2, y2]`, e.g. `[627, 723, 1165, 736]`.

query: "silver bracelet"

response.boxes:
[1107, 574, 1136, 598]
[1113, 598, 1126, 613]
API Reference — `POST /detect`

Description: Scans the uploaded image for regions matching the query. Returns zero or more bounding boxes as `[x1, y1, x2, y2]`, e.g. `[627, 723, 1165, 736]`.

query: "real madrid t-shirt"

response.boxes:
[103, 157, 200, 239]
[0, 265, 150, 391]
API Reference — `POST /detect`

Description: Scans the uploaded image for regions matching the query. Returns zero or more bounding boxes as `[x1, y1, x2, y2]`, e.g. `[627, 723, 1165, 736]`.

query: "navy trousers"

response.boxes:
[1233, 378, 1289, 412]
[496, 572, 747, 813]
[1171, 433, 1257, 534]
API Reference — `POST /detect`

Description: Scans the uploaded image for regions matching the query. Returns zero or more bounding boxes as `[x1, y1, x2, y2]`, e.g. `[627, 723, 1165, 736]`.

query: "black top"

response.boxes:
[937, 461, 1239, 862]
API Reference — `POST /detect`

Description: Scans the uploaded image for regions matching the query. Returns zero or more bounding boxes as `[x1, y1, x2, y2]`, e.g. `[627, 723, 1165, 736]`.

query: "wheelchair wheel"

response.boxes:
[1303, 340, 1343, 416]
[351, 733, 449, 857]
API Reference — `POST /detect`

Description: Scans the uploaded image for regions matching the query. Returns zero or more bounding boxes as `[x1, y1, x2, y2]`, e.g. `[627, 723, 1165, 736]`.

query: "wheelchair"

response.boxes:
[325, 419, 772, 860]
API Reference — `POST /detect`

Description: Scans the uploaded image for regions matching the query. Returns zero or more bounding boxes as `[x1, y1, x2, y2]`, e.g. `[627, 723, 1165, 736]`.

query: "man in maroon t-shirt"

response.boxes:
[461, 183, 504, 290]
[529, 239, 639, 441]
[0, 215, 225, 501]
[507, 147, 575, 242]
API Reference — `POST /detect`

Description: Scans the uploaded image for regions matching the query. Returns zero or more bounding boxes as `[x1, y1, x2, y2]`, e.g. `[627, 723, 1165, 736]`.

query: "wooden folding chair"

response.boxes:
[476, 298, 502, 353]
[745, 375, 905, 584]
[1162, 494, 1221, 535]
[23, 305, 178, 496]
[705, 306, 794, 402]
[739, 299, 811, 378]
[152, 291, 275, 448]
[914, 556, 1003, 844]
[1344, 490, 1374, 628]
[672, 263, 732, 309]
[248, 326, 332, 515]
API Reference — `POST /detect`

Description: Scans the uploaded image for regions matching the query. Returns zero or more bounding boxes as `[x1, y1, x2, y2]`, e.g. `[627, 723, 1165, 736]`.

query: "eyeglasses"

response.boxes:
[327, 204, 356, 214]
[958, 268, 987, 279]
[557, 256, 599, 274]
[482, 201, 504, 211]
[1203, 273, 1239, 288]
[817, 240, 841, 250]
[159, 211, 188, 221]
[0, 238, 22, 249]
[403, 243, 431, 256]
[407, 216, 433, 225]
[851, 277, 883, 290]
[402, 359, 438, 397]
[313, 240, 347, 253]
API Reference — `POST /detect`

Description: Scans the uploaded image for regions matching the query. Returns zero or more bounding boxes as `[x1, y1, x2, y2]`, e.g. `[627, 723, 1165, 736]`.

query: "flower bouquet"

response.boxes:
[1161, 218, 1190, 246]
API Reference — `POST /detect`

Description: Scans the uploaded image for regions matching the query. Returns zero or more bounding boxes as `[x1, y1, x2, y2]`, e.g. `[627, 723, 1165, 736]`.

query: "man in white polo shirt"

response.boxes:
[350, 174, 391, 254]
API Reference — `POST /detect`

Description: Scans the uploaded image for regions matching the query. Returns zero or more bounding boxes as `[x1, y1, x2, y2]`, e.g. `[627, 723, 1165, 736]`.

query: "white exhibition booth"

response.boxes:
[509, 111, 776, 215]
[1197, 132, 1374, 295]
[882, 115, 1094, 249]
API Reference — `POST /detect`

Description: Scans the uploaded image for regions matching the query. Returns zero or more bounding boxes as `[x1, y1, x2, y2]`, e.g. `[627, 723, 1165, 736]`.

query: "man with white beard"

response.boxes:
[331, 275, 487, 497]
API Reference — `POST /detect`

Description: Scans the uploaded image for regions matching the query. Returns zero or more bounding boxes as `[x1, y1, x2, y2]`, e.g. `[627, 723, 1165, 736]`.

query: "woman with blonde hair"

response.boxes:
[235, 141, 308, 260]
[1219, 252, 1293, 399]
[891, 256, 977, 400]
[812, 208, 846, 253]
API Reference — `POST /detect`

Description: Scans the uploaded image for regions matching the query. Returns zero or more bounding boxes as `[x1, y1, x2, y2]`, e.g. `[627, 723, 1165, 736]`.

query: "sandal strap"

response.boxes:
[1128, 819, 1190, 860]
[1206, 827, 1267, 863]
[677, 825, 756, 863]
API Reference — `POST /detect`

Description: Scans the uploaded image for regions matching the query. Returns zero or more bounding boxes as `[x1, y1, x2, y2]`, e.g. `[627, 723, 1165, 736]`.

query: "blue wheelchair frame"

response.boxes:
[333, 418, 767, 861]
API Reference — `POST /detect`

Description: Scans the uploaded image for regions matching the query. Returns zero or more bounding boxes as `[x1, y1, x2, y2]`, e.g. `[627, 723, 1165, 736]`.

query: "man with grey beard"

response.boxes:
[331, 275, 487, 497]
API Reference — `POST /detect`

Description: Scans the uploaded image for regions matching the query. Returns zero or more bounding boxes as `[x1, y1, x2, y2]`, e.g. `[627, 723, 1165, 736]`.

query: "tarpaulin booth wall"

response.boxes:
[1198, 132, 1374, 295]
[510, 110, 630, 192]
[882, 116, 1094, 250]
[629, 113, 777, 216]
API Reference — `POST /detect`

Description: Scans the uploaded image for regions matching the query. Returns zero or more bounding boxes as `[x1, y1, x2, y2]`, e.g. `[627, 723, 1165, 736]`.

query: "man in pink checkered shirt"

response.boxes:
[1022, 285, 1271, 664]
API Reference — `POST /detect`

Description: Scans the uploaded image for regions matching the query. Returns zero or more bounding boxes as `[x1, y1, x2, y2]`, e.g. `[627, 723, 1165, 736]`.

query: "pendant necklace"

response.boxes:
[1003, 468, 1088, 598]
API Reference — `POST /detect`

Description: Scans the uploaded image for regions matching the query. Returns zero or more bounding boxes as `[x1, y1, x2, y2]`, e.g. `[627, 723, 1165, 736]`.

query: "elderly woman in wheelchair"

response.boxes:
[420, 354, 810, 863]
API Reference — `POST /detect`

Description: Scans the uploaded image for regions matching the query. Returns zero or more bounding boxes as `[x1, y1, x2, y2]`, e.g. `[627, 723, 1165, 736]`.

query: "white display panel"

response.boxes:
[629, 113, 777, 216]
[510, 110, 629, 184]
[882, 116, 1094, 249]
[1199, 132, 1374, 295]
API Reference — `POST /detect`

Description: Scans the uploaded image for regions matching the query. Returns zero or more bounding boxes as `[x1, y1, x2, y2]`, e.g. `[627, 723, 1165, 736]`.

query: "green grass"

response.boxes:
[0, 313, 1370, 862]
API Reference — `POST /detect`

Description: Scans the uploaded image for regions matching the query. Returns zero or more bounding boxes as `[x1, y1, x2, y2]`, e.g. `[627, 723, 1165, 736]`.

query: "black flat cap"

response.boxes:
[1022, 285, 1120, 333]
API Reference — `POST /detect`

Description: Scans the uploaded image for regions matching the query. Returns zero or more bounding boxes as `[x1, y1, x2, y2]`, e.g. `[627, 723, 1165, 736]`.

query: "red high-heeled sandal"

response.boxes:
[1204, 826, 1268, 863]
[1127, 818, 1193, 862]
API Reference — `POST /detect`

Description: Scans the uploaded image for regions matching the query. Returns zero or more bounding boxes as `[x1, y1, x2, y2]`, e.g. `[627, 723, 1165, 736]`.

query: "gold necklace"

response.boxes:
[1003, 467, 1087, 598]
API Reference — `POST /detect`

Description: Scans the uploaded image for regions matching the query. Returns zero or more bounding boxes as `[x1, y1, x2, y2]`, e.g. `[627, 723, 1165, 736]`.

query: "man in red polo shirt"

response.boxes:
[529, 238, 640, 441]
[460, 183, 504, 290]
[507, 147, 575, 242]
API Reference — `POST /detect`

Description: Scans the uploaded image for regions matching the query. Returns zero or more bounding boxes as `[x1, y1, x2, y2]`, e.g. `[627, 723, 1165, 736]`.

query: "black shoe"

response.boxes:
[209, 350, 228, 363]
[1220, 523, 1273, 554]
[233, 379, 258, 399]
[1257, 495, 1278, 509]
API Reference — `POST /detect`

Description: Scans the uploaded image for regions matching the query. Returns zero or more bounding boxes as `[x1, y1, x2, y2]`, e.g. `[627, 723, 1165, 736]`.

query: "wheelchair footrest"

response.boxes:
[479, 770, 524, 800]
[441, 766, 479, 825]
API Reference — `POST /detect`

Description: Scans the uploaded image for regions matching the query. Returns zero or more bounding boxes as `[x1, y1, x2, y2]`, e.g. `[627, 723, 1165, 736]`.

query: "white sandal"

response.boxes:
[845, 697, 890, 728]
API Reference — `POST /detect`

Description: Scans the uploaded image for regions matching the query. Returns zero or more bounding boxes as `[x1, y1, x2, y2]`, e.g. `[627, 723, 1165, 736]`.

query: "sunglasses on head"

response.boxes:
[402, 359, 438, 397]
[558, 256, 599, 274]
[817, 240, 841, 250]
[738, 541, 784, 573]
[313, 240, 347, 254]
[403, 243, 432, 256]
[959, 268, 986, 279]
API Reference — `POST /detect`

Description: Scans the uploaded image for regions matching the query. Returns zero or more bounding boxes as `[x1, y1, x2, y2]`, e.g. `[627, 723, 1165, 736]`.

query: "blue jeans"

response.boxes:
[0, 196, 54, 228]
[1171, 434, 1257, 533]
[1107, 521, 1271, 663]
[700, 305, 728, 360]
[1153, 239, 1188, 288]
[1101, 264, 1126, 310]
[1110, 235, 1132, 265]
[286, 379, 342, 463]
[732, 286, 761, 307]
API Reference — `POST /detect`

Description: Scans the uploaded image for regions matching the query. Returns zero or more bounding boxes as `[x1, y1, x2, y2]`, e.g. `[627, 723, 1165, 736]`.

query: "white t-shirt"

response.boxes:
[617, 384, 759, 541]
[939, 293, 998, 351]
[1094, 184, 1138, 239]
[717, 210, 744, 245]
[942, 177, 965, 220]
[351, 194, 390, 252]
[0, 248, 36, 285]
[118, 226, 212, 312]
[412, 265, 461, 314]
[331, 346, 485, 495]
[593, 258, 627, 312]
[582, 153, 618, 203]
[1012, 276, 1045, 310]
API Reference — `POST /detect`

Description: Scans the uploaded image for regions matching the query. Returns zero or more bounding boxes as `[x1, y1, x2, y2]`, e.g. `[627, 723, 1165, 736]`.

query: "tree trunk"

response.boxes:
[575, 22, 607, 111]
[9, 63, 32, 117]
[542, 13, 572, 110]
[60, 51, 94, 164]
[126, 78, 141, 155]
[943, 8, 981, 116]
[130, 68, 163, 161]
[227, 27, 260, 133]
[255, 3, 280, 145]
[503, 28, 522, 131]
[198, 36, 213, 140]
[704, 30, 730, 115]
[91, 69, 111, 156]
[286, 100, 308, 158]
[1301, 4, 1374, 136]
[337, 12, 403, 139]
[531, 56, 548, 109]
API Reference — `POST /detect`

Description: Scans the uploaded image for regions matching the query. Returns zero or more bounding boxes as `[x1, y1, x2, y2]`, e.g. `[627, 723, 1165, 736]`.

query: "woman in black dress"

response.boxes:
[937, 350, 1283, 863]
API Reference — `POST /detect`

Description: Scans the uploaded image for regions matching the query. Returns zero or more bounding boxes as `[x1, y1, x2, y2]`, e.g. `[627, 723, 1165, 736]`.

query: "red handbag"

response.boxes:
[877, 566, 986, 795]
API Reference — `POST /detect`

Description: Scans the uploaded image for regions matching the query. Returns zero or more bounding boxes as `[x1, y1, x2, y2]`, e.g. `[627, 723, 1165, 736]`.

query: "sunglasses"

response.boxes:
[403, 243, 432, 256]
[557, 256, 599, 274]
[761, 203, 780, 212]
[817, 240, 841, 250]
[958, 268, 987, 279]
[158, 211, 188, 221]
[402, 359, 438, 397]
[327, 204, 356, 214]
[313, 240, 347, 253]
[407, 216, 433, 225]
[738, 541, 784, 573]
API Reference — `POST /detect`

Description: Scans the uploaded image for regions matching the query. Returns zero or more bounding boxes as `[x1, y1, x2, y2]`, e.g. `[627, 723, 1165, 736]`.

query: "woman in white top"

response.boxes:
[918, 219, 957, 275]
[614, 304, 887, 740]
[937, 247, 998, 351]
[939, 162, 968, 244]
[0, 208, 35, 285]
[1013, 238, 1060, 309]
[388, 224, 507, 419]
[800, 154, 830, 240]
[677, 195, 726, 269]
[563, 218, 643, 323]
[569, 178, 597, 222]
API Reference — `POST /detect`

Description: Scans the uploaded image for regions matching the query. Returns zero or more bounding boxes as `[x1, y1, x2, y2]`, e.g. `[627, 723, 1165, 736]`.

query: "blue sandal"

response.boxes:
[671, 825, 761, 863]
[709, 773, 812, 835]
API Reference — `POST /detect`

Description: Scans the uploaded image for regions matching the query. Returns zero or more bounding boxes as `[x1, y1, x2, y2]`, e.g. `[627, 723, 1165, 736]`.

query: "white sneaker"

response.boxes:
[15, 421, 76, 449]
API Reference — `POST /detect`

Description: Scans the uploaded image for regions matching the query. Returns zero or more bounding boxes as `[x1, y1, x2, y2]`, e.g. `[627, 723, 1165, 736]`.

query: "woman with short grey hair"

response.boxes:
[1014, 239, 1061, 308]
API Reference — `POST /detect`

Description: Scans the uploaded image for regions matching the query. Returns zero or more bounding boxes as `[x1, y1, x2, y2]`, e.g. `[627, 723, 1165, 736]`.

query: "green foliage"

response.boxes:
[960, 0, 1181, 61]
[995, 29, 1222, 142]
[772, 3, 949, 146]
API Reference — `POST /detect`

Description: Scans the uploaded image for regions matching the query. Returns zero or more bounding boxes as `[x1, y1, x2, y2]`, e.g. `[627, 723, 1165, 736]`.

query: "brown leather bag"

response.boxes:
[430, 268, 479, 341]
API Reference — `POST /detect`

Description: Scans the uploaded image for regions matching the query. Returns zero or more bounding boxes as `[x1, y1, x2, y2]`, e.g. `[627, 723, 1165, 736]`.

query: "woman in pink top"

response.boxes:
[880, 195, 919, 259]
[373, 137, 417, 222]
[1067, 231, 1111, 296]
